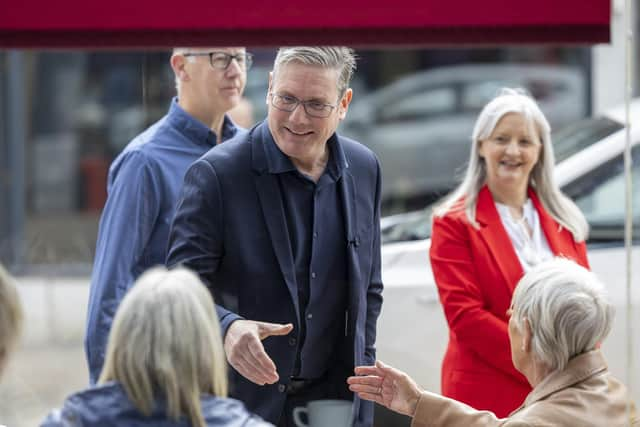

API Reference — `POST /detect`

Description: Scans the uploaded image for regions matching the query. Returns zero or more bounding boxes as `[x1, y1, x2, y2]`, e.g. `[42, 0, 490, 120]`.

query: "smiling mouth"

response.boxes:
[286, 127, 313, 136]
[500, 160, 523, 167]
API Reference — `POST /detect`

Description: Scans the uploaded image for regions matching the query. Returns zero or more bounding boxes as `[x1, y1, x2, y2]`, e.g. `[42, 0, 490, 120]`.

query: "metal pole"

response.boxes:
[623, 0, 635, 424]
[6, 50, 27, 271]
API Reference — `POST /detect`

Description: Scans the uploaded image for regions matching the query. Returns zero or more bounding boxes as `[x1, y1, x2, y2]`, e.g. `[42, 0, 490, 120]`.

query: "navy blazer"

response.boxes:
[167, 121, 383, 426]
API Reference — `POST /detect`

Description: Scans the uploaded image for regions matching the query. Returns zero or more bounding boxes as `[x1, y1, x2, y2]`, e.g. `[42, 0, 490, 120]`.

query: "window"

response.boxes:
[564, 145, 640, 241]
[379, 87, 455, 123]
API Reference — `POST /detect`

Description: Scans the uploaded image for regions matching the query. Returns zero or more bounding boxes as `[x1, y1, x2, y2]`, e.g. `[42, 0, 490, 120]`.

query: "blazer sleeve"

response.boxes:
[365, 158, 384, 364]
[410, 391, 532, 427]
[166, 158, 242, 333]
[429, 213, 527, 383]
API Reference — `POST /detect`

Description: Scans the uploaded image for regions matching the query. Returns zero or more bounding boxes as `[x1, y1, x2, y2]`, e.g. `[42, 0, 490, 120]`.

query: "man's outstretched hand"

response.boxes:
[224, 319, 294, 385]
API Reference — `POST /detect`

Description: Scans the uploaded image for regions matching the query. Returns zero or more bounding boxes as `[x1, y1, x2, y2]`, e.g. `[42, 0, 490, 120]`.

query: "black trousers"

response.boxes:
[278, 378, 333, 427]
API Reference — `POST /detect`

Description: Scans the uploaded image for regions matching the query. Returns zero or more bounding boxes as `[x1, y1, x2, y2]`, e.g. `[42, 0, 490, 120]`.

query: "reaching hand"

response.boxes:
[347, 360, 422, 417]
[224, 319, 293, 385]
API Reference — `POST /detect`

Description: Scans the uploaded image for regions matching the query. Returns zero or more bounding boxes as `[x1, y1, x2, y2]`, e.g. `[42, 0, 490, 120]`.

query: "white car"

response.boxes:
[374, 99, 640, 424]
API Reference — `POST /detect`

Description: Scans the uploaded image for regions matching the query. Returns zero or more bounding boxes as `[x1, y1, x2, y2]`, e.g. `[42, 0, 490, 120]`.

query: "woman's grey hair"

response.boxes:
[510, 258, 614, 371]
[273, 47, 356, 99]
[433, 88, 588, 242]
[0, 263, 23, 377]
[98, 266, 227, 427]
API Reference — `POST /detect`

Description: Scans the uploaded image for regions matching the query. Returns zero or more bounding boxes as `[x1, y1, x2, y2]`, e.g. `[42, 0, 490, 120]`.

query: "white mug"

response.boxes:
[292, 399, 353, 427]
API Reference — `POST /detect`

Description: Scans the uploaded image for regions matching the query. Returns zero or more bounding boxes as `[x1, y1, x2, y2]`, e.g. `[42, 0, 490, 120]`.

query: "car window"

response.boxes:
[378, 87, 455, 123]
[381, 208, 432, 244]
[462, 81, 515, 110]
[563, 145, 640, 241]
[553, 116, 624, 163]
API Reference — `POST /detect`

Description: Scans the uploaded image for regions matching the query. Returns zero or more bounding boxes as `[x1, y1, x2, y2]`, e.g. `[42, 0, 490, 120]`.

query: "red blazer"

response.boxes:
[429, 186, 589, 417]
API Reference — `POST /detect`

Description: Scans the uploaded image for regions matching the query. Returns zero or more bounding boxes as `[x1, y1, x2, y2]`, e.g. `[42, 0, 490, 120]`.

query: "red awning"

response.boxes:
[0, 0, 610, 48]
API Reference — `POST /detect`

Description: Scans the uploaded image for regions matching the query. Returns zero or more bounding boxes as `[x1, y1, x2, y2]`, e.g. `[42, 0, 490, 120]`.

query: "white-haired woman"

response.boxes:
[428, 88, 590, 416]
[348, 258, 639, 426]
[41, 267, 273, 427]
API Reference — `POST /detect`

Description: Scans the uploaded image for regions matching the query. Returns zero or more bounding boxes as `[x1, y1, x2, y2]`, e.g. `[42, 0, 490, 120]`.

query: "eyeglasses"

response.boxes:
[269, 93, 338, 118]
[183, 51, 253, 70]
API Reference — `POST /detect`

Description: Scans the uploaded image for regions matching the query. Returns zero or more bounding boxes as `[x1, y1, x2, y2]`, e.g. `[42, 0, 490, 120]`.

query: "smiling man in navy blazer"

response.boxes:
[167, 47, 383, 427]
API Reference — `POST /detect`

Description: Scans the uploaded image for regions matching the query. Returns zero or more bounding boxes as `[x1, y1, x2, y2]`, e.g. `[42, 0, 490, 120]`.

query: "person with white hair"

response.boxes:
[428, 88, 591, 416]
[348, 258, 639, 427]
[85, 46, 252, 384]
[42, 267, 273, 427]
[0, 263, 23, 378]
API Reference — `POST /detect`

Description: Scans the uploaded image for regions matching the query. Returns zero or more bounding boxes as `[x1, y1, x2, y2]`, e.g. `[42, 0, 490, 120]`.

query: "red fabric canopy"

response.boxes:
[0, 0, 610, 48]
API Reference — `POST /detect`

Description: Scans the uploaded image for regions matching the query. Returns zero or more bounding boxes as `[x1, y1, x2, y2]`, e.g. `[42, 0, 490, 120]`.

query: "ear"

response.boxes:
[171, 53, 190, 83]
[266, 71, 274, 105]
[337, 88, 353, 121]
[477, 140, 486, 158]
[521, 318, 532, 353]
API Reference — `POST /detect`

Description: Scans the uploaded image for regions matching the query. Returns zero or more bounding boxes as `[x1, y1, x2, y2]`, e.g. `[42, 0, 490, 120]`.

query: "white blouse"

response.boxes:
[495, 198, 554, 272]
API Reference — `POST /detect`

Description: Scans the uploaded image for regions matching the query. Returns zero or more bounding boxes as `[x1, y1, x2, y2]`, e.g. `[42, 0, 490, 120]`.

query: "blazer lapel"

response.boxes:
[476, 186, 524, 294]
[338, 155, 362, 320]
[251, 123, 300, 326]
[529, 189, 574, 257]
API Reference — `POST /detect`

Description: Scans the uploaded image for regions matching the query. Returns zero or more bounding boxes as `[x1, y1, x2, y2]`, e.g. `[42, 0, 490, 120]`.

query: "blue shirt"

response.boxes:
[84, 98, 239, 384]
[263, 134, 349, 379]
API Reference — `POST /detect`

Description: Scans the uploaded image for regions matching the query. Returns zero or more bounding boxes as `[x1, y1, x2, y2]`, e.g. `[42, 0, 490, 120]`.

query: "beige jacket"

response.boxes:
[412, 350, 639, 427]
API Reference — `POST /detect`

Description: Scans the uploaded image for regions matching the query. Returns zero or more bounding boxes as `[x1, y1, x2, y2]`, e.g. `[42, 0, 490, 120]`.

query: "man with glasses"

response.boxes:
[167, 47, 383, 427]
[85, 47, 251, 384]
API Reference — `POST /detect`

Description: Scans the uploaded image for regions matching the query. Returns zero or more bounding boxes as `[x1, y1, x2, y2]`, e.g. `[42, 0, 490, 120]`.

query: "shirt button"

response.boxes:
[288, 337, 297, 346]
[313, 232, 318, 239]
[307, 313, 313, 319]
[278, 384, 286, 393]
[311, 272, 316, 279]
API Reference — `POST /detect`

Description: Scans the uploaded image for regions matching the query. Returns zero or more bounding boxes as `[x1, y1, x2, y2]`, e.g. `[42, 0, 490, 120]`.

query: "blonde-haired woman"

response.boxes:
[429, 88, 590, 416]
[0, 263, 23, 377]
[41, 267, 272, 427]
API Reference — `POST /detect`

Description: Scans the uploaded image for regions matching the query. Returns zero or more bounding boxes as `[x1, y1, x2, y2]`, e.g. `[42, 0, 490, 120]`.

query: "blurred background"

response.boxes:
[0, 3, 638, 425]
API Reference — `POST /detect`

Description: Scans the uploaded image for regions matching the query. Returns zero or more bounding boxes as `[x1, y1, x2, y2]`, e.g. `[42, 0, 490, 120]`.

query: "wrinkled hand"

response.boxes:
[224, 319, 293, 385]
[347, 360, 422, 417]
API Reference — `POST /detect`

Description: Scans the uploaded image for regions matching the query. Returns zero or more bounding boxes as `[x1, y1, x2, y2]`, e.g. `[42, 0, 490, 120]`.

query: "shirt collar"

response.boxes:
[263, 129, 346, 179]
[167, 97, 239, 148]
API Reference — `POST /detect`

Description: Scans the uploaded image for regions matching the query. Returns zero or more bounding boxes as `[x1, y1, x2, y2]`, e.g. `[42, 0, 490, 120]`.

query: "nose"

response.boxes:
[505, 139, 520, 155]
[225, 58, 243, 77]
[288, 102, 310, 123]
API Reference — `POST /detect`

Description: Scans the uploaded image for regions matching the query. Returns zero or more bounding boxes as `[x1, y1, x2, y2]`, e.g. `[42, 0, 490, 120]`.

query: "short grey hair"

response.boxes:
[433, 88, 588, 242]
[0, 263, 23, 377]
[511, 258, 614, 371]
[273, 47, 356, 98]
[171, 47, 197, 95]
[99, 266, 227, 427]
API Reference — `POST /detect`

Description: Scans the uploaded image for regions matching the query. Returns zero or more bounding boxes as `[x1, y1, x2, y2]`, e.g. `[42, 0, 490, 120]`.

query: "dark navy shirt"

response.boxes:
[84, 98, 239, 384]
[263, 134, 348, 379]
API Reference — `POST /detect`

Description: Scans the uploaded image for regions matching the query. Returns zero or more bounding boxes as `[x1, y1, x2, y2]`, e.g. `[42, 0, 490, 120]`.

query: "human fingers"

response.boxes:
[348, 381, 385, 406]
[230, 342, 279, 385]
[347, 374, 382, 388]
[246, 334, 279, 383]
[257, 322, 294, 340]
[348, 381, 383, 397]
[354, 365, 381, 376]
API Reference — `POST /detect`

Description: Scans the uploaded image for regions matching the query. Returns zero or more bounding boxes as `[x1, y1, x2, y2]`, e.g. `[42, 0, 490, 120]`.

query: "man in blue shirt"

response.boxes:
[84, 47, 252, 384]
[167, 47, 383, 427]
